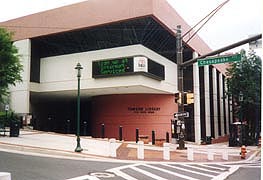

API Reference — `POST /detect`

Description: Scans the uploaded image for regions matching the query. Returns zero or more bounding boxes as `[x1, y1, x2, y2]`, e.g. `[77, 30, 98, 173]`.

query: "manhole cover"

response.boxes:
[90, 172, 115, 178]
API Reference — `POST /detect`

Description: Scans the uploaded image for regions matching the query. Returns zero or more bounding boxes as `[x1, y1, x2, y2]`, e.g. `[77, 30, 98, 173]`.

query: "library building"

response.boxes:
[0, 0, 232, 144]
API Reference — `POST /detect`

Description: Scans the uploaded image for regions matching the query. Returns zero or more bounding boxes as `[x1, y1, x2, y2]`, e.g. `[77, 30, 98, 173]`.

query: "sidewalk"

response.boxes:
[0, 129, 260, 162]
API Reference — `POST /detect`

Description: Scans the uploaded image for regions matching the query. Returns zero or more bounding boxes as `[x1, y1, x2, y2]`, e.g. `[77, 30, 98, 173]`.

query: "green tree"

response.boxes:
[0, 27, 23, 105]
[226, 49, 261, 144]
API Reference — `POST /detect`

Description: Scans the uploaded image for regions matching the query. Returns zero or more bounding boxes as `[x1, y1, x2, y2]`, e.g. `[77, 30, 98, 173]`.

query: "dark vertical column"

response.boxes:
[83, 121, 87, 136]
[199, 67, 206, 141]
[223, 76, 227, 135]
[136, 128, 139, 143]
[119, 126, 123, 141]
[166, 132, 169, 143]
[101, 123, 105, 139]
[209, 66, 215, 138]
[66, 119, 70, 134]
[152, 130, 155, 145]
[217, 70, 221, 136]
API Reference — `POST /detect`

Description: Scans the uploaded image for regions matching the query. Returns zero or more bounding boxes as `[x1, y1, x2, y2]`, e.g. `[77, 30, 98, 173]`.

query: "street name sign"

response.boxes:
[174, 112, 189, 118]
[197, 53, 241, 67]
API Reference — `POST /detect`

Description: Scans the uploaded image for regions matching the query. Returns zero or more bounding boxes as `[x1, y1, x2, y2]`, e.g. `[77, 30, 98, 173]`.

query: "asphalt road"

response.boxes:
[225, 166, 261, 180]
[0, 151, 126, 180]
[0, 151, 261, 180]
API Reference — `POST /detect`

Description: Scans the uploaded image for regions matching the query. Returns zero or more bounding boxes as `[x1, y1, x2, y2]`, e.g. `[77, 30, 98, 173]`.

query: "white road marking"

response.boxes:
[107, 169, 138, 180]
[130, 166, 168, 180]
[198, 164, 227, 171]
[161, 163, 215, 178]
[142, 164, 200, 180]
[181, 164, 221, 174]
[66, 175, 100, 180]
[106, 164, 138, 171]
[241, 165, 261, 168]
[211, 165, 240, 180]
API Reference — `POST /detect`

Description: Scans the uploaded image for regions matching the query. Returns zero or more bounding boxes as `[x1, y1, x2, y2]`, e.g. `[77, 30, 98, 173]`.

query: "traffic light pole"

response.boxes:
[176, 25, 186, 150]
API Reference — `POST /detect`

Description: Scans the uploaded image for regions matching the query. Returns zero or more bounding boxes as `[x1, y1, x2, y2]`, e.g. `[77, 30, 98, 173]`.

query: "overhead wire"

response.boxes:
[182, 0, 230, 44]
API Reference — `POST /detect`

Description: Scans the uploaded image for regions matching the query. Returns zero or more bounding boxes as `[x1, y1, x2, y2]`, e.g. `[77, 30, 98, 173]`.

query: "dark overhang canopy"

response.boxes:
[31, 17, 192, 62]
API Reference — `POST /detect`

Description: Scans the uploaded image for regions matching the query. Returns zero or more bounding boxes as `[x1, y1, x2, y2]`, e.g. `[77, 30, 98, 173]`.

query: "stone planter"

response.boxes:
[155, 138, 165, 146]
[139, 135, 149, 144]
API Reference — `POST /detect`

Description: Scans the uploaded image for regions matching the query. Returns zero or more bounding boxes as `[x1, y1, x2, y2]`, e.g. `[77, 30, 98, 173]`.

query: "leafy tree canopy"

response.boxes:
[226, 49, 261, 107]
[0, 27, 23, 105]
[226, 49, 261, 143]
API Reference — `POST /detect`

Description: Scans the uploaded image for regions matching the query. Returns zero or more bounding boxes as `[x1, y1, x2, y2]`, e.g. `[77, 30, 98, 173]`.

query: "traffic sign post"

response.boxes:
[197, 53, 241, 67]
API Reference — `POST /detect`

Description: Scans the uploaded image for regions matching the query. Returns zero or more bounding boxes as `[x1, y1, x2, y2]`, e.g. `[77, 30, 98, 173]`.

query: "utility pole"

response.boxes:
[176, 25, 186, 150]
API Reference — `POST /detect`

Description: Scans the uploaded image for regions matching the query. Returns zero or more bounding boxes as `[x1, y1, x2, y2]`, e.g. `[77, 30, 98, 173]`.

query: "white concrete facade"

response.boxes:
[193, 52, 201, 144]
[204, 65, 211, 137]
[34, 44, 177, 95]
[11, 41, 178, 114]
[9, 39, 31, 114]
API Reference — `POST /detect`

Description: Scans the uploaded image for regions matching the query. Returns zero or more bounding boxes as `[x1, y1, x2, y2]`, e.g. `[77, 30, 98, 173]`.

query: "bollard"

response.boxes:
[83, 121, 87, 136]
[119, 126, 123, 141]
[20, 116, 24, 129]
[222, 149, 228, 160]
[163, 143, 170, 160]
[0, 172, 11, 180]
[152, 130, 155, 145]
[136, 128, 139, 143]
[101, 123, 105, 138]
[187, 147, 194, 161]
[66, 119, 70, 134]
[32, 117, 36, 130]
[48, 117, 52, 132]
[207, 149, 214, 160]
[109, 138, 117, 157]
[137, 141, 144, 159]
[166, 132, 169, 143]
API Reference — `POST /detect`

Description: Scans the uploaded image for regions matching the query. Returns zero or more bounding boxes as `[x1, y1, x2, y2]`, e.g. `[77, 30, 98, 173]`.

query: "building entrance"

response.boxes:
[30, 92, 92, 136]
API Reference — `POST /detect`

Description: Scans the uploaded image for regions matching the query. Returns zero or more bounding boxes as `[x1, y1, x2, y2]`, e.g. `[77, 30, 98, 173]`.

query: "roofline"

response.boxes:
[0, 0, 211, 55]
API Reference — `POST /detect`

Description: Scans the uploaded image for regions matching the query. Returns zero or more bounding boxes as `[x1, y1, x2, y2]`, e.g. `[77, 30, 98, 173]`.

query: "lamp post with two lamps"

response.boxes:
[75, 62, 83, 152]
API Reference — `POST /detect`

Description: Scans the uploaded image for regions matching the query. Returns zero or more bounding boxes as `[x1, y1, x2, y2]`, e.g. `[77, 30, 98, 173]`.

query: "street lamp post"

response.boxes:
[75, 62, 83, 152]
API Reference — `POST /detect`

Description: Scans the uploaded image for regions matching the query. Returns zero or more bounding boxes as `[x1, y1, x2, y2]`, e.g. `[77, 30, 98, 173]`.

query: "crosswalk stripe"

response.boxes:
[211, 165, 239, 180]
[107, 169, 137, 180]
[161, 164, 215, 178]
[130, 166, 168, 180]
[181, 164, 221, 174]
[143, 164, 200, 180]
[241, 165, 261, 168]
[198, 164, 227, 171]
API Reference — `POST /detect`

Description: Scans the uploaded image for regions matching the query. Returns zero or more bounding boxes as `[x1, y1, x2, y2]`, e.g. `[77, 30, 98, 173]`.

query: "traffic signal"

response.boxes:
[174, 93, 181, 104]
[186, 92, 194, 104]
[175, 92, 194, 104]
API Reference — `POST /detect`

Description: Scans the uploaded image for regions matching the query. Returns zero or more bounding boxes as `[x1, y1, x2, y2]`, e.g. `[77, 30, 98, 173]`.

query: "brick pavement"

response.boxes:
[0, 129, 260, 162]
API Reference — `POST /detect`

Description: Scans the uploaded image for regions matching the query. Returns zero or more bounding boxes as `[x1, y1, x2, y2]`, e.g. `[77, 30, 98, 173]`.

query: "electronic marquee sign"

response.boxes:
[92, 56, 165, 80]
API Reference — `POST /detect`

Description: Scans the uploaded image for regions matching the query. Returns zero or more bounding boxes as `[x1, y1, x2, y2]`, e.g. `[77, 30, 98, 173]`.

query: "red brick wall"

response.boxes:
[91, 94, 177, 141]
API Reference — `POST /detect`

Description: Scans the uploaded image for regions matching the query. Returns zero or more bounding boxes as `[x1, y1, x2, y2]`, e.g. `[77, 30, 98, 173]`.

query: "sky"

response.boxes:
[0, 0, 262, 54]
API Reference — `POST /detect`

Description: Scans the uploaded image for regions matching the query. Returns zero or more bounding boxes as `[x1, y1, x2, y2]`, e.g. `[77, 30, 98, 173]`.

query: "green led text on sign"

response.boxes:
[98, 58, 129, 75]
[197, 54, 241, 67]
[92, 57, 133, 78]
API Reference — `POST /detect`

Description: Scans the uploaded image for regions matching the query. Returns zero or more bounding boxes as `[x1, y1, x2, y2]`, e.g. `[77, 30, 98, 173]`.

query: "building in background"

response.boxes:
[0, 0, 232, 144]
